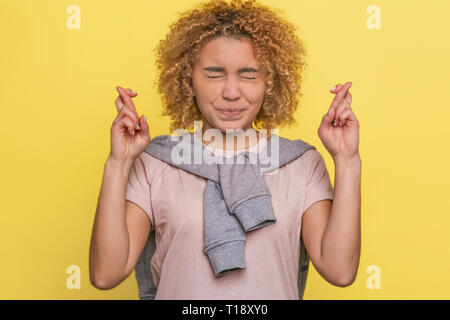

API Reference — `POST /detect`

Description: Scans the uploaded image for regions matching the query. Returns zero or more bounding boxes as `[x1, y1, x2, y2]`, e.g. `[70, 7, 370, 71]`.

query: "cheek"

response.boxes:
[246, 81, 265, 99]
[246, 87, 265, 111]
[248, 105, 262, 120]
[196, 83, 220, 103]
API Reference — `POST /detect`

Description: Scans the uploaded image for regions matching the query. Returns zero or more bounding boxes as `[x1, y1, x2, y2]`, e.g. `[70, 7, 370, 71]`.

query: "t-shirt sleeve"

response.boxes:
[125, 153, 154, 229]
[303, 149, 334, 213]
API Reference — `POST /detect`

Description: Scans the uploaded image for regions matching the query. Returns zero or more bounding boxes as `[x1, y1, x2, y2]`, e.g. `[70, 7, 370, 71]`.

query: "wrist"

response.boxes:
[105, 155, 134, 171]
[333, 154, 361, 168]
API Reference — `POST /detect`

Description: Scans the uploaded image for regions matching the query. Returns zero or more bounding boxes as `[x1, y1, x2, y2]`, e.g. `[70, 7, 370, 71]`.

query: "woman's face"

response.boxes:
[192, 36, 266, 135]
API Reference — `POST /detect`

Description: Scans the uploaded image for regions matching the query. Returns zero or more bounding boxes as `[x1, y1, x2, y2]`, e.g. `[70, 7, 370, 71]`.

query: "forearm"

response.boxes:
[89, 157, 134, 288]
[320, 155, 361, 284]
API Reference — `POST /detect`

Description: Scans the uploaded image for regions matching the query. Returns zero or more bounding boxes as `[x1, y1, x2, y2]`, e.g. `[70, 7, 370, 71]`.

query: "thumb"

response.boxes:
[138, 115, 151, 142]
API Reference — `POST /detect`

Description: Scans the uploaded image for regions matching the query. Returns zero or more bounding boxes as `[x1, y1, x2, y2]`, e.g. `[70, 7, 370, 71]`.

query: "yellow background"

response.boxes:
[1, 0, 449, 299]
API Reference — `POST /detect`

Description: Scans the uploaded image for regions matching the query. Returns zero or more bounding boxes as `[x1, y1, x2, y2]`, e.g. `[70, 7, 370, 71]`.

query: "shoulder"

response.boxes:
[302, 149, 330, 181]
[276, 135, 324, 167]
[133, 151, 170, 183]
[282, 148, 326, 172]
[274, 148, 331, 187]
[303, 148, 327, 166]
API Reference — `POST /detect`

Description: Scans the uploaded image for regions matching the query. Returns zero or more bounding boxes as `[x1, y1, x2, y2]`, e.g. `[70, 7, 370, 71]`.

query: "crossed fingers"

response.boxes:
[114, 86, 141, 133]
[329, 82, 353, 127]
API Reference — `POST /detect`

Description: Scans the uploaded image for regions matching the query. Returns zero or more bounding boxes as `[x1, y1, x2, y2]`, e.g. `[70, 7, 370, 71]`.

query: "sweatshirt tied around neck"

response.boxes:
[140, 130, 316, 277]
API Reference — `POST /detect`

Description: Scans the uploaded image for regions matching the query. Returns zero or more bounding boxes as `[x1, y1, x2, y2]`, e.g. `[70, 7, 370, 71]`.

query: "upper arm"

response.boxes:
[121, 200, 152, 280]
[300, 149, 336, 284]
[302, 199, 351, 287]
[121, 153, 155, 280]
[301, 199, 331, 278]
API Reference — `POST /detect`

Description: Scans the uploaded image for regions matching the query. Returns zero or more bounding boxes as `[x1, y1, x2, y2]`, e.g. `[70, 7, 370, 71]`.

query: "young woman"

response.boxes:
[89, 0, 361, 299]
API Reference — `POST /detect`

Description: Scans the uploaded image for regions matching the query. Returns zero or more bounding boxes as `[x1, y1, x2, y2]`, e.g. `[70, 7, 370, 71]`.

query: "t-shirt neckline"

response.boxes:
[193, 131, 268, 158]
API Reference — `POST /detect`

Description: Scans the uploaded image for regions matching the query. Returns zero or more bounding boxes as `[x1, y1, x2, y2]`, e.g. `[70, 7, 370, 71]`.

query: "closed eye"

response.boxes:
[206, 76, 256, 80]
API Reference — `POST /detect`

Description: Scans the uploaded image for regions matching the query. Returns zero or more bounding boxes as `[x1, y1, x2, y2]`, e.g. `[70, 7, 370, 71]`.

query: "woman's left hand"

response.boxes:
[318, 81, 360, 161]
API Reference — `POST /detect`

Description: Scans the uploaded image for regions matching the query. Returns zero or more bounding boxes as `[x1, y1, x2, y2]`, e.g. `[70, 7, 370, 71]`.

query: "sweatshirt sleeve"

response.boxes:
[125, 153, 155, 229]
[302, 149, 334, 214]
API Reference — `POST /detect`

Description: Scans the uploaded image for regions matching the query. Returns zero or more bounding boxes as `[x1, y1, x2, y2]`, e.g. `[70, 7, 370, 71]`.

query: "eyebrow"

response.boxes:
[203, 66, 258, 73]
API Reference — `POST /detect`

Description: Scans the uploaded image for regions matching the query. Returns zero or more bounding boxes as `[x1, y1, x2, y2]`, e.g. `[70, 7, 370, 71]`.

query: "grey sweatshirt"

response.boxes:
[133, 131, 317, 299]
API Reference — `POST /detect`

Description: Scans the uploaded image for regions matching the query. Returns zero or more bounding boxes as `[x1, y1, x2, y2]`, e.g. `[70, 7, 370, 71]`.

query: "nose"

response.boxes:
[222, 76, 241, 101]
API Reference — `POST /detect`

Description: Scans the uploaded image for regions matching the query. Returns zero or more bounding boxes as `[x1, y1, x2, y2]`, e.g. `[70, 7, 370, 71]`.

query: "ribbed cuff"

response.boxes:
[205, 240, 246, 277]
[233, 195, 276, 232]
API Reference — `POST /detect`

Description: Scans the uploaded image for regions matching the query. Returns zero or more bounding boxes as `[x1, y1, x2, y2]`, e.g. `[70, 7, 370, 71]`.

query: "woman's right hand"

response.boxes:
[109, 86, 151, 164]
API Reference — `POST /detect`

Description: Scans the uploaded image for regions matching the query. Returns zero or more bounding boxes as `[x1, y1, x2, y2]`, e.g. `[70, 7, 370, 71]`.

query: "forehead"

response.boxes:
[196, 36, 258, 69]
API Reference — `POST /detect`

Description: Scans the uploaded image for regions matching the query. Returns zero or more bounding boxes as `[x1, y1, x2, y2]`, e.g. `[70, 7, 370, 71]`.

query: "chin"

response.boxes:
[215, 122, 248, 133]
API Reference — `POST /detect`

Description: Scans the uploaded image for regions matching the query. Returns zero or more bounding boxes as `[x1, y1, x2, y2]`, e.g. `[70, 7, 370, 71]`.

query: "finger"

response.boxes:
[326, 99, 336, 119]
[332, 89, 353, 125]
[116, 86, 137, 110]
[117, 116, 137, 136]
[334, 98, 351, 123]
[330, 82, 352, 108]
[326, 84, 342, 117]
[344, 91, 352, 106]
[116, 86, 139, 118]
[338, 98, 358, 122]
[115, 96, 124, 112]
[330, 82, 352, 110]
[113, 116, 133, 136]
[323, 103, 337, 129]
[334, 98, 351, 120]
[327, 84, 343, 117]
[126, 88, 138, 96]
[137, 115, 151, 142]
[113, 104, 136, 125]
[115, 92, 139, 120]
[330, 84, 343, 94]
[337, 108, 355, 126]
[116, 104, 140, 129]
[336, 91, 353, 125]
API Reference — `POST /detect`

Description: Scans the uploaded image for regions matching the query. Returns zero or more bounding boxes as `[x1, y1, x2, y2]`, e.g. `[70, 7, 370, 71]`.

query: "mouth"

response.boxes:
[216, 108, 246, 117]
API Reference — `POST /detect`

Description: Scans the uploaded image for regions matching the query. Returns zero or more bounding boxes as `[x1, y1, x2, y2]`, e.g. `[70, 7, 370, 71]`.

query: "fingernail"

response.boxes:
[328, 107, 333, 115]
[131, 89, 137, 94]
[331, 86, 337, 92]
[143, 116, 146, 124]
[136, 122, 141, 130]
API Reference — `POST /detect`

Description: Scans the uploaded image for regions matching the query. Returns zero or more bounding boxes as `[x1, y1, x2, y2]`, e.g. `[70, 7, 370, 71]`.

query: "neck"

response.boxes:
[196, 124, 260, 151]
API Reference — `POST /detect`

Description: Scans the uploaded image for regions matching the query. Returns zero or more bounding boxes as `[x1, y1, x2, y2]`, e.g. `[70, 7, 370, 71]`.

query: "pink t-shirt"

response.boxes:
[125, 137, 334, 300]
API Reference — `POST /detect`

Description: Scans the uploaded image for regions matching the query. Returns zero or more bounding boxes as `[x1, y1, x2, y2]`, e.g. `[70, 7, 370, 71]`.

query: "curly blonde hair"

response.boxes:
[154, 0, 308, 138]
